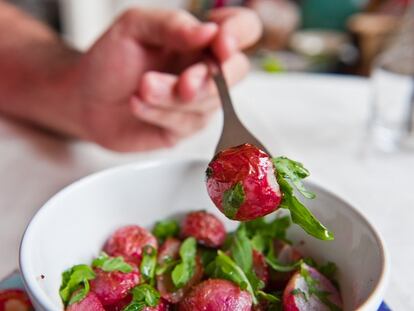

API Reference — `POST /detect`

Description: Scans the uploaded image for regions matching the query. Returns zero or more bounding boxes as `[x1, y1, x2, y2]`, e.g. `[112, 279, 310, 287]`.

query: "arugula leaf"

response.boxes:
[266, 254, 302, 273]
[92, 252, 133, 273]
[171, 237, 197, 288]
[273, 157, 315, 199]
[300, 265, 342, 311]
[199, 247, 217, 268]
[152, 219, 179, 242]
[265, 242, 302, 272]
[244, 216, 291, 245]
[230, 225, 253, 273]
[124, 284, 160, 311]
[230, 225, 265, 291]
[155, 256, 179, 276]
[210, 250, 258, 304]
[319, 262, 337, 280]
[222, 182, 245, 219]
[140, 246, 157, 285]
[250, 234, 266, 253]
[257, 290, 280, 303]
[291, 288, 309, 301]
[123, 302, 146, 311]
[206, 167, 213, 178]
[59, 264, 95, 306]
[276, 170, 334, 241]
[68, 280, 89, 305]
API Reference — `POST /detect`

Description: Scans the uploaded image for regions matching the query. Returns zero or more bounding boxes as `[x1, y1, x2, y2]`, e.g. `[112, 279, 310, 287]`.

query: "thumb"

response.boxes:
[116, 8, 218, 51]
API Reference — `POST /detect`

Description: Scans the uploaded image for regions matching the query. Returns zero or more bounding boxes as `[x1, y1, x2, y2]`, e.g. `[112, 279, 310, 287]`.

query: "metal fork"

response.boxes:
[208, 57, 271, 155]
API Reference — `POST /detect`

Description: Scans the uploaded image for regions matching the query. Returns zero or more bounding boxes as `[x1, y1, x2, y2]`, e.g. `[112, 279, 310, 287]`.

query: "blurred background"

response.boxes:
[5, 0, 413, 76]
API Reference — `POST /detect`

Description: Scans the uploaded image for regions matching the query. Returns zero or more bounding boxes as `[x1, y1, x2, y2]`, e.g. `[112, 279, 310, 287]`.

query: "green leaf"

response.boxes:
[206, 167, 213, 178]
[140, 246, 157, 285]
[257, 290, 280, 303]
[266, 255, 302, 273]
[199, 247, 217, 268]
[179, 237, 197, 262]
[59, 264, 95, 306]
[291, 288, 309, 301]
[265, 242, 302, 272]
[273, 157, 315, 199]
[268, 216, 291, 242]
[67, 280, 89, 305]
[222, 182, 245, 219]
[123, 302, 146, 311]
[152, 219, 179, 241]
[277, 174, 334, 241]
[230, 225, 253, 273]
[124, 284, 161, 311]
[171, 237, 197, 288]
[212, 250, 258, 304]
[155, 256, 179, 276]
[319, 262, 337, 280]
[251, 234, 266, 253]
[92, 252, 133, 273]
[244, 216, 291, 245]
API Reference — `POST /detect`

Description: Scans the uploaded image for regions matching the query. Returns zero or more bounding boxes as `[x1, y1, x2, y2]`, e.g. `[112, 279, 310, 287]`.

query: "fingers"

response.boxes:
[138, 53, 250, 112]
[108, 125, 179, 152]
[116, 8, 218, 51]
[208, 7, 263, 60]
[130, 96, 217, 137]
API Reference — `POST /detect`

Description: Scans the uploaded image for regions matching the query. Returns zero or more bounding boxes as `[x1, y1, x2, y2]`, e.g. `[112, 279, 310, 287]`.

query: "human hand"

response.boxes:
[66, 7, 262, 151]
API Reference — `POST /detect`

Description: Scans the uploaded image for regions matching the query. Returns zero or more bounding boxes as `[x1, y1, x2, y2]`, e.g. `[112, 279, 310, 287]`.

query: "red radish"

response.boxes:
[90, 265, 140, 306]
[283, 264, 342, 311]
[253, 250, 269, 286]
[106, 296, 170, 311]
[105, 295, 132, 311]
[269, 240, 303, 290]
[66, 292, 104, 311]
[156, 238, 203, 303]
[180, 211, 226, 248]
[104, 225, 157, 264]
[0, 289, 33, 311]
[179, 279, 252, 311]
[206, 144, 282, 221]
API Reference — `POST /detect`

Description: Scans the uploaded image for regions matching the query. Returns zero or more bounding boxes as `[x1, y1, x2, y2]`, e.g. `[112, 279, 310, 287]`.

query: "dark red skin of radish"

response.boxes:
[283, 265, 342, 311]
[90, 265, 140, 306]
[180, 211, 226, 248]
[206, 144, 282, 221]
[66, 292, 105, 311]
[156, 238, 204, 304]
[178, 279, 252, 311]
[104, 225, 158, 265]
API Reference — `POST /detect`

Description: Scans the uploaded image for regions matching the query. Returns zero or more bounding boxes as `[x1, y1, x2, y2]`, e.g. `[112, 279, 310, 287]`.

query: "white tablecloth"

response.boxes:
[0, 73, 412, 310]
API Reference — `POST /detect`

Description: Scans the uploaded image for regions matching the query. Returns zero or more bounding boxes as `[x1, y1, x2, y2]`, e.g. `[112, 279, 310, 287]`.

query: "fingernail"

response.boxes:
[188, 65, 208, 97]
[203, 22, 218, 34]
[147, 75, 172, 104]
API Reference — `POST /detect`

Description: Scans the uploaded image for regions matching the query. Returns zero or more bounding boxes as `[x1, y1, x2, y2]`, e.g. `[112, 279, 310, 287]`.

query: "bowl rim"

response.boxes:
[19, 157, 389, 310]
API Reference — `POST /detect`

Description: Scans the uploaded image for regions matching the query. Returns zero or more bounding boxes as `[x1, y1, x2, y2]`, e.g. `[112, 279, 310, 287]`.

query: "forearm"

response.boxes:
[0, 2, 84, 137]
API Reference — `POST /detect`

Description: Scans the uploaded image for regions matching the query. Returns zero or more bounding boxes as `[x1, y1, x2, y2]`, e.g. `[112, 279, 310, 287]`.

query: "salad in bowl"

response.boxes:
[19, 145, 388, 311]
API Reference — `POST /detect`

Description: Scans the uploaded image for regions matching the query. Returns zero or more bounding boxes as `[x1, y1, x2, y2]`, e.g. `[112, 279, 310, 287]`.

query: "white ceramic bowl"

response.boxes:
[20, 159, 388, 311]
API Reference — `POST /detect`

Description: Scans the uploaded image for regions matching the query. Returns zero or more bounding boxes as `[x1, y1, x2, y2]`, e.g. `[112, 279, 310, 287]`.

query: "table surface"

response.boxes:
[1, 72, 413, 310]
